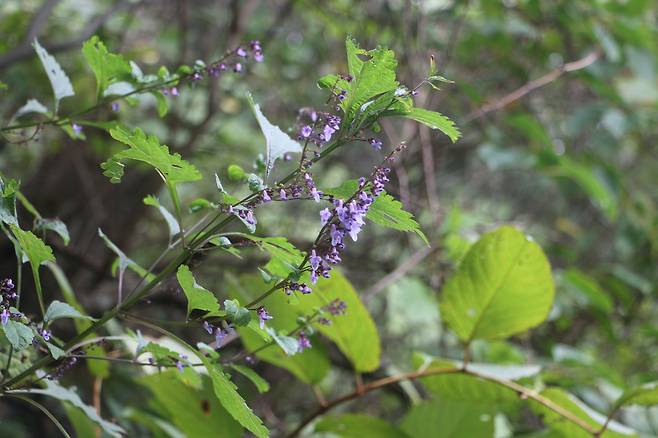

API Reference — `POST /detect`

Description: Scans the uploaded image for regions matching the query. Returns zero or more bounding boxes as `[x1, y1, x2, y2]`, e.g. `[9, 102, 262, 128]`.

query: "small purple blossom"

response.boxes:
[72, 123, 82, 135]
[320, 208, 332, 225]
[297, 332, 311, 352]
[111, 102, 120, 112]
[369, 138, 383, 151]
[256, 306, 273, 329]
[325, 299, 347, 316]
[262, 190, 271, 203]
[236, 47, 248, 57]
[176, 361, 185, 372]
[234, 63, 243, 73]
[203, 321, 213, 334]
[300, 125, 312, 138]
[215, 328, 227, 348]
[41, 329, 51, 341]
[1, 309, 9, 326]
[279, 189, 287, 200]
[170, 87, 179, 96]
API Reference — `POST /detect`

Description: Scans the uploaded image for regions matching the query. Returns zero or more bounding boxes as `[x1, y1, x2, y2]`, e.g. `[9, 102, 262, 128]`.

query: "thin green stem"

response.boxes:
[5, 394, 72, 438]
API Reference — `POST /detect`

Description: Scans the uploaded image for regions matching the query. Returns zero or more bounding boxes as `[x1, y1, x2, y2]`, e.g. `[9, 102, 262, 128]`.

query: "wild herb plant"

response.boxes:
[0, 35, 655, 438]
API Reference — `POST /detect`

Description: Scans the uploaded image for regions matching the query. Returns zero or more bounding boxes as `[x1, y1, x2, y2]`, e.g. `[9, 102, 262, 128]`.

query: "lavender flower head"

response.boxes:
[256, 306, 273, 329]
[297, 331, 312, 352]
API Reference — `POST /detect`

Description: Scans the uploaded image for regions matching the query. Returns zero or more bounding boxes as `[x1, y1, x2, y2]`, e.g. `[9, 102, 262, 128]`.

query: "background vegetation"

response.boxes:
[0, 0, 657, 437]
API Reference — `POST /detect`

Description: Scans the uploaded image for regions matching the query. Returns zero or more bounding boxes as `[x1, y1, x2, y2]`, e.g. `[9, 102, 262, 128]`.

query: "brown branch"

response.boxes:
[286, 365, 600, 437]
[463, 50, 601, 124]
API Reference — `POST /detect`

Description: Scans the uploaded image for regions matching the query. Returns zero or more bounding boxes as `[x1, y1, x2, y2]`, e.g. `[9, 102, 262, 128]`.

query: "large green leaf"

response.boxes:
[82, 36, 131, 97]
[530, 388, 635, 438]
[324, 180, 427, 244]
[176, 265, 221, 317]
[1, 320, 34, 351]
[44, 300, 95, 324]
[104, 126, 202, 185]
[10, 225, 55, 267]
[400, 398, 494, 438]
[241, 235, 305, 278]
[439, 226, 554, 342]
[315, 414, 409, 438]
[141, 372, 242, 438]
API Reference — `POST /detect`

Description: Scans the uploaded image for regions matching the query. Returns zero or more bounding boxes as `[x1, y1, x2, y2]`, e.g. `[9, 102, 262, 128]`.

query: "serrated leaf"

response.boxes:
[176, 265, 221, 318]
[196, 356, 268, 438]
[400, 107, 460, 143]
[324, 180, 428, 244]
[10, 225, 55, 267]
[44, 300, 95, 324]
[316, 414, 409, 438]
[400, 398, 494, 438]
[35, 218, 70, 245]
[105, 126, 201, 185]
[100, 158, 125, 184]
[229, 364, 270, 393]
[1, 320, 34, 351]
[141, 372, 242, 438]
[246, 93, 302, 179]
[33, 39, 74, 112]
[9, 377, 125, 437]
[242, 235, 305, 278]
[144, 195, 180, 239]
[439, 226, 554, 342]
[82, 36, 131, 97]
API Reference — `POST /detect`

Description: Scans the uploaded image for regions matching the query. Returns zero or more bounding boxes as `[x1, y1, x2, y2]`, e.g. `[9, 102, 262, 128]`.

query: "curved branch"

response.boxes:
[287, 365, 599, 437]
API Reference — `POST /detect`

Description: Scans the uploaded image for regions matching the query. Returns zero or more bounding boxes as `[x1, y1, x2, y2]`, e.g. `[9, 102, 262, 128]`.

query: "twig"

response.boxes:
[286, 365, 599, 437]
[463, 50, 601, 123]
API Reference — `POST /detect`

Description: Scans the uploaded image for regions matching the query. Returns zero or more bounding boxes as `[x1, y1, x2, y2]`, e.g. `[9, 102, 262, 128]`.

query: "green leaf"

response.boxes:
[44, 300, 95, 324]
[1, 320, 34, 351]
[229, 364, 270, 393]
[343, 43, 399, 120]
[46, 342, 66, 359]
[324, 180, 428, 244]
[439, 226, 554, 342]
[151, 90, 169, 117]
[398, 107, 460, 143]
[99, 157, 125, 184]
[530, 388, 635, 437]
[247, 92, 302, 179]
[82, 36, 131, 97]
[400, 398, 494, 438]
[176, 265, 221, 318]
[345, 36, 367, 79]
[144, 195, 180, 239]
[105, 126, 202, 185]
[223, 299, 251, 326]
[12, 98, 50, 120]
[33, 39, 74, 112]
[196, 356, 268, 438]
[264, 326, 301, 355]
[35, 218, 70, 245]
[0, 177, 19, 226]
[612, 382, 658, 409]
[315, 414, 409, 438]
[10, 376, 125, 437]
[241, 235, 305, 278]
[10, 225, 55, 267]
[141, 372, 242, 438]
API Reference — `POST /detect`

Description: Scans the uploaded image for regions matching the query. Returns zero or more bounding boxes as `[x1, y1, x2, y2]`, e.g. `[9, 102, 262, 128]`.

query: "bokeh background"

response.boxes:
[1, 0, 657, 436]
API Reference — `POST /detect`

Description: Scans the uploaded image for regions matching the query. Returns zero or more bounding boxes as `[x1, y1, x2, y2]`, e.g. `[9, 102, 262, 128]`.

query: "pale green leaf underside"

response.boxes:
[176, 265, 221, 317]
[439, 226, 554, 342]
[33, 39, 74, 111]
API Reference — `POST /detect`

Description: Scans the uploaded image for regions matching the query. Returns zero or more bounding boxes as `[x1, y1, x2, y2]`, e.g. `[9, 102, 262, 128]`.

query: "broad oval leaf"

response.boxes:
[439, 226, 554, 342]
[1, 320, 34, 351]
[44, 300, 95, 324]
[176, 265, 221, 318]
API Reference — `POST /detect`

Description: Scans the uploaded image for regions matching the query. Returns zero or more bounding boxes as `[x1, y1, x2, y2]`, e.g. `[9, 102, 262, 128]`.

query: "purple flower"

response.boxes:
[176, 361, 185, 372]
[233, 63, 243, 73]
[319, 208, 332, 225]
[325, 299, 347, 316]
[203, 321, 213, 334]
[236, 47, 248, 57]
[72, 123, 82, 135]
[322, 125, 335, 142]
[262, 190, 271, 203]
[170, 87, 179, 96]
[192, 72, 203, 81]
[318, 317, 332, 325]
[256, 306, 273, 329]
[300, 125, 312, 138]
[369, 138, 383, 151]
[1, 309, 9, 326]
[41, 329, 51, 341]
[111, 102, 120, 112]
[279, 189, 287, 200]
[215, 328, 227, 348]
[297, 332, 311, 352]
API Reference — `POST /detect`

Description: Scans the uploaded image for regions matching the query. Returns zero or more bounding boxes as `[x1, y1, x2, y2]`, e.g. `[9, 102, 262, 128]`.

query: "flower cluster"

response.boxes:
[285, 281, 312, 295]
[48, 356, 78, 380]
[1, 278, 18, 326]
[296, 110, 342, 146]
[297, 331, 311, 352]
[192, 40, 264, 82]
[310, 168, 390, 284]
[256, 306, 273, 329]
